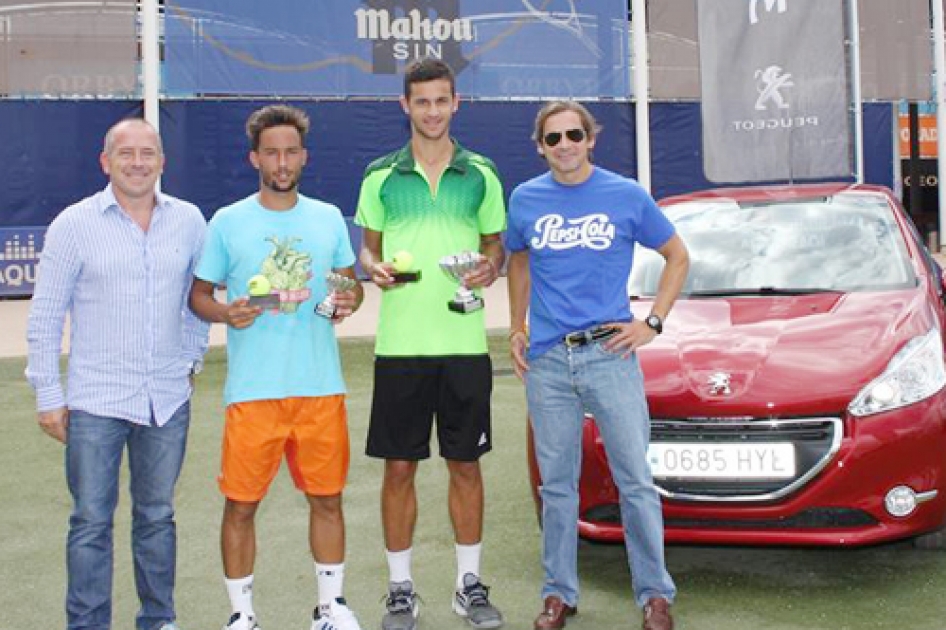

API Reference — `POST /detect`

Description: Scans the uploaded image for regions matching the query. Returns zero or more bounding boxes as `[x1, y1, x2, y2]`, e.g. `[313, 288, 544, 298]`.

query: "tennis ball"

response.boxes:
[391, 250, 414, 273]
[247, 274, 272, 296]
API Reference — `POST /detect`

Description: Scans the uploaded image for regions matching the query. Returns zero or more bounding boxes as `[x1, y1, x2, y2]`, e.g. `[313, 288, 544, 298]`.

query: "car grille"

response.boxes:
[583, 505, 877, 529]
[648, 417, 843, 502]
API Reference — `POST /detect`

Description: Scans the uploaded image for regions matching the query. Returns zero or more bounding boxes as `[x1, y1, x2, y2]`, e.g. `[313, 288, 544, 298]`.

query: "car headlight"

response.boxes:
[848, 328, 946, 417]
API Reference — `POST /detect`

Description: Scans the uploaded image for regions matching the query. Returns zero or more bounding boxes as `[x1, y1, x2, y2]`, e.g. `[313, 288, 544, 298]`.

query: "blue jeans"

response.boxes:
[65, 402, 190, 630]
[526, 342, 675, 608]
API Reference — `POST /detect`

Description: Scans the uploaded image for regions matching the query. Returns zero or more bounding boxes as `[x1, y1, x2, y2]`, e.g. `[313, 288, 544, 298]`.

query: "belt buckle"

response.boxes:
[564, 330, 587, 347]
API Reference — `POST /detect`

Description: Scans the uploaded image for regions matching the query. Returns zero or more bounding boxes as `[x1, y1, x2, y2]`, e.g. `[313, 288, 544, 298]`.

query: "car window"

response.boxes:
[898, 206, 943, 296]
[630, 193, 916, 296]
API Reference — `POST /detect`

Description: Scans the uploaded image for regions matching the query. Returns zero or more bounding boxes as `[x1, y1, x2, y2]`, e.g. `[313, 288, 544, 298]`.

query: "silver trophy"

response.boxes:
[315, 272, 357, 318]
[439, 251, 485, 314]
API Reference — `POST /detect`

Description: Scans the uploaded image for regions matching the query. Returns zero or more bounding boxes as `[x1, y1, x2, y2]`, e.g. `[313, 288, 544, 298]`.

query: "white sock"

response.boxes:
[315, 562, 345, 608]
[386, 547, 413, 584]
[456, 542, 482, 588]
[225, 574, 255, 618]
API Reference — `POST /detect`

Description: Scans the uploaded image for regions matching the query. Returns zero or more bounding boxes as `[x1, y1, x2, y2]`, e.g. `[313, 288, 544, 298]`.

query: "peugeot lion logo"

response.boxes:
[754, 66, 793, 111]
[707, 372, 733, 396]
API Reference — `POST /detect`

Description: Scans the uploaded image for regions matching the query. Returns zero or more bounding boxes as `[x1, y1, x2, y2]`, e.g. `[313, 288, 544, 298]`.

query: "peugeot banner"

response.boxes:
[697, 0, 853, 183]
[164, 0, 630, 99]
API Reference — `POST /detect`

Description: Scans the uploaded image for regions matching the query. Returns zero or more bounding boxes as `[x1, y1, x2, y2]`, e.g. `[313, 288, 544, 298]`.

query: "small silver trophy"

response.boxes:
[315, 272, 357, 318]
[439, 251, 485, 314]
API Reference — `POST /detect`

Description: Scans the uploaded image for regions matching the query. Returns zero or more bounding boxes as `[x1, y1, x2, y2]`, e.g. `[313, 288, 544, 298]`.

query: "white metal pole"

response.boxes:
[849, 0, 864, 183]
[932, 0, 946, 250]
[631, 0, 651, 193]
[141, 0, 160, 133]
[141, 0, 161, 191]
[892, 110, 903, 200]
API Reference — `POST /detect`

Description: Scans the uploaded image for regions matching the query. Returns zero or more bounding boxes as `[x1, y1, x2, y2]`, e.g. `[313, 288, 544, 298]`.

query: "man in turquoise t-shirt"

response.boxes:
[355, 58, 506, 630]
[190, 105, 365, 630]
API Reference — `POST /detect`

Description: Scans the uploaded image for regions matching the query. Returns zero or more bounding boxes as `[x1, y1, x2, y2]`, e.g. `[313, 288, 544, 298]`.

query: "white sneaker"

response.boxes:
[223, 611, 261, 630]
[311, 597, 362, 630]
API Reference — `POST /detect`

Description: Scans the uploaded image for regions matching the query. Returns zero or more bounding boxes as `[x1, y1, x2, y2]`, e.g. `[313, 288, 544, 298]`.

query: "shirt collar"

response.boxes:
[101, 183, 168, 214]
[393, 139, 471, 175]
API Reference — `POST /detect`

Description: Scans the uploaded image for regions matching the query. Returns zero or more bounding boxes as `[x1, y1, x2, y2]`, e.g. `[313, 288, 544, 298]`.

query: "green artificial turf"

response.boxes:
[3, 336, 946, 629]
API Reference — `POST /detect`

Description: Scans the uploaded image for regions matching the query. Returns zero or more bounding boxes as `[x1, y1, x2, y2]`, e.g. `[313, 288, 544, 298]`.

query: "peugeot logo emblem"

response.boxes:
[707, 372, 732, 396]
[754, 65, 794, 111]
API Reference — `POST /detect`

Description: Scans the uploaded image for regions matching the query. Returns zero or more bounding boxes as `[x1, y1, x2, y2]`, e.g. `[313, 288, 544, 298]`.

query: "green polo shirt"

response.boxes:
[355, 140, 506, 356]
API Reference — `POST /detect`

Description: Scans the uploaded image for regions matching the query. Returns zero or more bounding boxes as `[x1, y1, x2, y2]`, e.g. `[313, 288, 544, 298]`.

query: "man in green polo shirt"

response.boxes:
[355, 58, 506, 630]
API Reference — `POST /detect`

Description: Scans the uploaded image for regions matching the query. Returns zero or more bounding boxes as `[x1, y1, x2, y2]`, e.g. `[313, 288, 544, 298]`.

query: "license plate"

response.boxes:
[647, 443, 795, 479]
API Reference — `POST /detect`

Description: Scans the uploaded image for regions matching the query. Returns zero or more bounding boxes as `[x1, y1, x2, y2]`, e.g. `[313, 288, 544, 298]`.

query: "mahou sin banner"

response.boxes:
[697, 0, 854, 183]
[165, 0, 630, 99]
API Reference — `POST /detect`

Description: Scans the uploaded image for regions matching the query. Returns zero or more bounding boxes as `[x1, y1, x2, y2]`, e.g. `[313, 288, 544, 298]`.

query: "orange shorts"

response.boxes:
[219, 395, 350, 501]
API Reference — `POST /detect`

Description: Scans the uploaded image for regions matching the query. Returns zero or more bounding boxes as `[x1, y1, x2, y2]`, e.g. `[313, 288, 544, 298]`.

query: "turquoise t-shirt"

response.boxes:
[196, 194, 355, 405]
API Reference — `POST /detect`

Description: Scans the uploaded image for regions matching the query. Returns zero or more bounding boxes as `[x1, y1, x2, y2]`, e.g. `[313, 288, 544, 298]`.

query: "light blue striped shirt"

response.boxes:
[26, 185, 210, 426]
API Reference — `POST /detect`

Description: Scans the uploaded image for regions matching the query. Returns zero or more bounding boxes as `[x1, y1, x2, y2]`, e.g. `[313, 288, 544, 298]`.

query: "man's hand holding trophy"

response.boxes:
[315, 271, 358, 320]
[439, 251, 494, 314]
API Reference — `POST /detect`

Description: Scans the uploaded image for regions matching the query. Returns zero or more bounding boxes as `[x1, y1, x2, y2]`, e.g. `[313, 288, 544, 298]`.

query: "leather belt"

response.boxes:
[563, 326, 617, 348]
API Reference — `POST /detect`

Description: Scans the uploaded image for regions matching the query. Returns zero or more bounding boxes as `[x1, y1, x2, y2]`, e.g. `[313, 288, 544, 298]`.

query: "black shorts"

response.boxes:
[366, 355, 493, 461]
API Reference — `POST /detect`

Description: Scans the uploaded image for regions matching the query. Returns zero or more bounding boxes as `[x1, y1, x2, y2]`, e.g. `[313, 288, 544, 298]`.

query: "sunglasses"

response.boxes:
[543, 128, 586, 147]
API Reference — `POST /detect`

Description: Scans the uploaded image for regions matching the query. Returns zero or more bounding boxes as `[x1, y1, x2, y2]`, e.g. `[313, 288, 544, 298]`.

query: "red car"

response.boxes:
[528, 183, 946, 547]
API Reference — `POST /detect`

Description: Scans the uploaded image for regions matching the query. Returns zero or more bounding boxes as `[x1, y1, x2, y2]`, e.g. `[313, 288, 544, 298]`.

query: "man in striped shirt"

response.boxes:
[26, 118, 209, 630]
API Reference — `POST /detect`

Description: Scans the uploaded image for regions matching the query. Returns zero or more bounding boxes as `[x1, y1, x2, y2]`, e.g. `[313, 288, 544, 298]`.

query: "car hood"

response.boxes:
[636, 289, 940, 417]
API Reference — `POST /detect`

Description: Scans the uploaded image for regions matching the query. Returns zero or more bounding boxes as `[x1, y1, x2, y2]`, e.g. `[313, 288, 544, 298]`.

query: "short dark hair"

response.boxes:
[403, 57, 455, 98]
[245, 104, 310, 151]
[532, 100, 601, 145]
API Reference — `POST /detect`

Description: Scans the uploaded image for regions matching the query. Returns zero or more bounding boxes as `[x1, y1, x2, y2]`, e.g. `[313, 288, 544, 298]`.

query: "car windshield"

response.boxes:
[629, 192, 917, 297]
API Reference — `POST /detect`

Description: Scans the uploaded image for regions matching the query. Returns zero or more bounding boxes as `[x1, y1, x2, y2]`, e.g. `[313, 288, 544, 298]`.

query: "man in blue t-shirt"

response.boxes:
[506, 101, 689, 630]
[190, 105, 365, 630]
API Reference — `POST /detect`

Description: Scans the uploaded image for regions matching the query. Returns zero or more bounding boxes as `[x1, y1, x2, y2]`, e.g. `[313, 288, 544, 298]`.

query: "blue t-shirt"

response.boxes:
[195, 194, 355, 405]
[506, 167, 675, 359]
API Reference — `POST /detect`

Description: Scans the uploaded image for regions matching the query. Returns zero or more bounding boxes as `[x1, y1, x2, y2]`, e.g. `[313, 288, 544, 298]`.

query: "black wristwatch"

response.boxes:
[644, 314, 663, 334]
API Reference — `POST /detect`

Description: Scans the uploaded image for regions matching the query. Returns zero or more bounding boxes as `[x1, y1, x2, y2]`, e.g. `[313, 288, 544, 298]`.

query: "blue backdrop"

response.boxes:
[0, 100, 893, 229]
[0, 99, 895, 295]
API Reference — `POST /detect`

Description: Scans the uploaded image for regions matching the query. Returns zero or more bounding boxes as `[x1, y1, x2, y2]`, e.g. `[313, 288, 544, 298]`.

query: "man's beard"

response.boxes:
[263, 172, 299, 193]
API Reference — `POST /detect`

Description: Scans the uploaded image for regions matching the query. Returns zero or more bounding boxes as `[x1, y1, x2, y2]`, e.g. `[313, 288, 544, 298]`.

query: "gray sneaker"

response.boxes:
[452, 573, 503, 629]
[381, 580, 419, 630]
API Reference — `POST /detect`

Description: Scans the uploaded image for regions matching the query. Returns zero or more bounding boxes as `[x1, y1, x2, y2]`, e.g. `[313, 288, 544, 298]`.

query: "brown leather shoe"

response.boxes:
[642, 597, 674, 630]
[533, 595, 578, 629]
